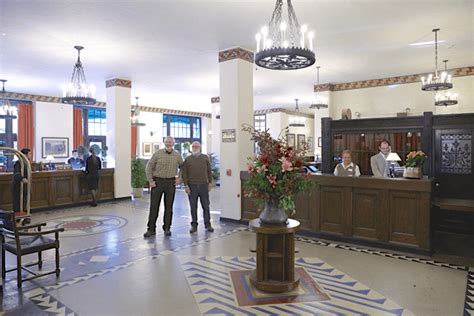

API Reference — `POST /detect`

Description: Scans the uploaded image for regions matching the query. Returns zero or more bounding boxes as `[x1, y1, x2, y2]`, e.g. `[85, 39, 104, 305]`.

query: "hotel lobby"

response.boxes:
[0, 0, 473, 315]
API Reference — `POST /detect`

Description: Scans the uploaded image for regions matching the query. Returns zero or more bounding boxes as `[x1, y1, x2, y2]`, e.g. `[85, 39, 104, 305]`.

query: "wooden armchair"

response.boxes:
[0, 210, 64, 288]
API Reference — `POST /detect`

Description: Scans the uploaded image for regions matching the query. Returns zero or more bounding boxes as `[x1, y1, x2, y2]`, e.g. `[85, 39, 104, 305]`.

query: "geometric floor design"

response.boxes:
[46, 215, 128, 237]
[180, 256, 415, 315]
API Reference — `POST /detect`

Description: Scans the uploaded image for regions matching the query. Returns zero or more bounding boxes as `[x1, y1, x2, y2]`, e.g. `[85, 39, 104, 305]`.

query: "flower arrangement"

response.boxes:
[243, 125, 313, 212]
[405, 150, 427, 168]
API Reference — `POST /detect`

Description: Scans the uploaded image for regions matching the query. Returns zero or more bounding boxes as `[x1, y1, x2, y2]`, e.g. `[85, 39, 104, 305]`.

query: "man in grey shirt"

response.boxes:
[144, 136, 183, 237]
[181, 141, 214, 233]
[370, 140, 391, 177]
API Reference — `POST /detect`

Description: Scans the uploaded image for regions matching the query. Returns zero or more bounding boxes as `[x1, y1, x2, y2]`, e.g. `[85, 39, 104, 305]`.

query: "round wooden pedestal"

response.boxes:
[249, 219, 301, 293]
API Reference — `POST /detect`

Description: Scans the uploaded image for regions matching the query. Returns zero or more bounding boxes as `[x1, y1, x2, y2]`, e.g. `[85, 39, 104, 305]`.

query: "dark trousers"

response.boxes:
[147, 178, 176, 231]
[188, 183, 211, 227]
[11, 182, 27, 212]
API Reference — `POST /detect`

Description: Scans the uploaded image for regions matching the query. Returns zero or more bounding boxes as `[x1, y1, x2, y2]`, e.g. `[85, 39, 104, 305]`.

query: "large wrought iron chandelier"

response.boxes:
[255, 0, 315, 70]
[0, 79, 16, 116]
[288, 99, 305, 127]
[421, 29, 452, 91]
[131, 97, 146, 126]
[61, 46, 96, 105]
[310, 66, 328, 109]
[435, 60, 458, 106]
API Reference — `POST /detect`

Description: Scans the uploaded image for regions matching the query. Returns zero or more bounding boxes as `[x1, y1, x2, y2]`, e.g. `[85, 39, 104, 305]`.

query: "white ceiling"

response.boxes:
[0, 0, 472, 114]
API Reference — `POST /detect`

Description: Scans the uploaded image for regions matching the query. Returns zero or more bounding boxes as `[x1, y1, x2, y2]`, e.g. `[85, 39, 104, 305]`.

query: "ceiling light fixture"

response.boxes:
[288, 99, 305, 127]
[421, 29, 452, 91]
[131, 97, 146, 126]
[0, 79, 16, 117]
[254, 0, 315, 70]
[434, 60, 458, 106]
[409, 40, 445, 47]
[310, 66, 328, 109]
[61, 46, 96, 106]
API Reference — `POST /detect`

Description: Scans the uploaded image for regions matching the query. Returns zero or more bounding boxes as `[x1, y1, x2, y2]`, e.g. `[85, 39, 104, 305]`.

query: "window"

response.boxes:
[0, 102, 20, 171]
[82, 108, 107, 153]
[254, 114, 266, 132]
[162, 115, 201, 158]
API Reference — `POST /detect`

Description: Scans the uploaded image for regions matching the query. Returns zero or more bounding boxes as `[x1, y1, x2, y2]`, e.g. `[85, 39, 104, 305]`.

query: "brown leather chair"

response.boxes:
[0, 210, 64, 288]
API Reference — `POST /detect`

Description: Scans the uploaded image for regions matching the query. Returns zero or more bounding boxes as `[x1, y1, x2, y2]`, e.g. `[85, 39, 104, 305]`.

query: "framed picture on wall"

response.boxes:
[152, 142, 161, 154]
[42, 137, 69, 158]
[297, 134, 306, 150]
[307, 136, 314, 152]
[318, 137, 322, 148]
[143, 143, 152, 156]
[287, 134, 295, 148]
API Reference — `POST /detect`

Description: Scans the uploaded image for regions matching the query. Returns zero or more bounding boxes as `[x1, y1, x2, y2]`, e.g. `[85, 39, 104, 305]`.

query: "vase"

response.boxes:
[259, 196, 289, 225]
[403, 167, 422, 179]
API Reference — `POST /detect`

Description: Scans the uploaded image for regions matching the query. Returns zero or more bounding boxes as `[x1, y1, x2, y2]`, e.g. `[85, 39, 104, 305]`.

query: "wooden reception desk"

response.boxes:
[0, 169, 114, 211]
[241, 173, 432, 252]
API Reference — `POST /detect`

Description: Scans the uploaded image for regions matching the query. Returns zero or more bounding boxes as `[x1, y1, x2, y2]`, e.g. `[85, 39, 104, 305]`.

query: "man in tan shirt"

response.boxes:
[144, 136, 183, 237]
[181, 141, 214, 233]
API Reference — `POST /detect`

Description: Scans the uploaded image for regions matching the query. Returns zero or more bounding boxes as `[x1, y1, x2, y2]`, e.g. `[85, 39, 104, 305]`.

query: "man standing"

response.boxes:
[370, 140, 392, 177]
[144, 136, 183, 237]
[181, 141, 214, 233]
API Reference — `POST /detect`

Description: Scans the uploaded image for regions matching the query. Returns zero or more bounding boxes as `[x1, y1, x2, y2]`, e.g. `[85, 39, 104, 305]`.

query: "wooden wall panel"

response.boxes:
[352, 188, 380, 239]
[51, 176, 73, 206]
[30, 177, 49, 209]
[389, 191, 418, 245]
[320, 187, 344, 234]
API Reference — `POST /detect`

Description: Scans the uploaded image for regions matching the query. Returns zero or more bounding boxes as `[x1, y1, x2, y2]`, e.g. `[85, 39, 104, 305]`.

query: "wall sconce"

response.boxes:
[355, 111, 361, 118]
[208, 130, 213, 135]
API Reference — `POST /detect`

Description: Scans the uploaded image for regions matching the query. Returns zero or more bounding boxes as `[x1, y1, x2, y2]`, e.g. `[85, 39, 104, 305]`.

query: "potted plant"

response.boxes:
[243, 125, 314, 225]
[131, 159, 147, 198]
[403, 150, 427, 179]
[207, 152, 220, 185]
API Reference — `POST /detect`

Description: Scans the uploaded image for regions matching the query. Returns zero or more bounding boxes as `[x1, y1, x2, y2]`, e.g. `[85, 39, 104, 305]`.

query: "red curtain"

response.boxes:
[73, 108, 83, 148]
[131, 126, 138, 158]
[17, 103, 34, 158]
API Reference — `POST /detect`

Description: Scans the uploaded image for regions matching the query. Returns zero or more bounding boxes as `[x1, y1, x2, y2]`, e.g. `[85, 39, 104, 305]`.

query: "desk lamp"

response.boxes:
[386, 152, 401, 178]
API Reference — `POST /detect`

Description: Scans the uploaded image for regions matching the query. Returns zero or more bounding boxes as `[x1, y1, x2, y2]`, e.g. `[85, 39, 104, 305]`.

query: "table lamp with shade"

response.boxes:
[45, 155, 55, 170]
[386, 152, 401, 178]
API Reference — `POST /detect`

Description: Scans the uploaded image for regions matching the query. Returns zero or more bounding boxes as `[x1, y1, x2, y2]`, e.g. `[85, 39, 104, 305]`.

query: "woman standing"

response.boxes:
[333, 150, 361, 177]
[85, 147, 102, 206]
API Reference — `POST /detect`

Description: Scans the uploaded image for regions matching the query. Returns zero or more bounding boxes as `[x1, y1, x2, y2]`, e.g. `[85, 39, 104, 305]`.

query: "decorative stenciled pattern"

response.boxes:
[105, 78, 132, 88]
[136, 105, 211, 118]
[441, 134, 472, 174]
[466, 270, 474, 313]
[5, 92, 106, 107]
[314, 66, 473, 92]
[219, 47, 254, 63]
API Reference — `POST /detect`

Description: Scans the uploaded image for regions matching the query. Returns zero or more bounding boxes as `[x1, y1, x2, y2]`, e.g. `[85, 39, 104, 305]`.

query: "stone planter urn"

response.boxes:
[132, 187, 143, 198]
[403, 167, 422, 179]
[259, 196, 288, 225]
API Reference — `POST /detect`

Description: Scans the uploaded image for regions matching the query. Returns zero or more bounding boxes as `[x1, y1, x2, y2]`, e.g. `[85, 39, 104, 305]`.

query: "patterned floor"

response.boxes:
[180, 256, 414, 315]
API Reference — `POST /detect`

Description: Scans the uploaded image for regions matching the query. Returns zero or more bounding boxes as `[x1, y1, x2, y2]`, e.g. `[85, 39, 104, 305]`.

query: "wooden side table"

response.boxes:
[249, 218, 300, 293]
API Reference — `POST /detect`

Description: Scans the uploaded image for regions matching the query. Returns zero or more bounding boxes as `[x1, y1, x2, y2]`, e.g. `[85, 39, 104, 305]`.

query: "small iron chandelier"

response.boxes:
[421, 29, 453, 91]
[131, 97, 146, 126]
[255, 0, 316, 70]
[61, 46, 96, 105]
[310, 66, 328, 109]
[0, 79, 16, 116]
[434, 60, 458, 106]
[288, 99, 305, 127]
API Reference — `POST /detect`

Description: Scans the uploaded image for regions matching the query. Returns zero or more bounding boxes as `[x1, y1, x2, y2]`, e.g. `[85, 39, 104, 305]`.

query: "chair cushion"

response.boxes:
[4, 236, 58, 255]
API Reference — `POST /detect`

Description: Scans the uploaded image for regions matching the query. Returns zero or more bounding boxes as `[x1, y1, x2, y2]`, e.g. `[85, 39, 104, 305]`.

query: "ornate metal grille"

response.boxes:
[441, 133, 472, 174]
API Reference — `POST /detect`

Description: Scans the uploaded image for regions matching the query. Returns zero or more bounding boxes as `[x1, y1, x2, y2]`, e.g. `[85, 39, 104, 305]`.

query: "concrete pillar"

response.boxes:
[210, 96, 221, 158]
[218, 48, 254, 220]
[106, 78, 132, 198]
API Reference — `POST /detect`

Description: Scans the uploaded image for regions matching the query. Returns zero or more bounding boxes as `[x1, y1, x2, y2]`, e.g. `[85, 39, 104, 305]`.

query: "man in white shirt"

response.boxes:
[370, 140, 391, 177]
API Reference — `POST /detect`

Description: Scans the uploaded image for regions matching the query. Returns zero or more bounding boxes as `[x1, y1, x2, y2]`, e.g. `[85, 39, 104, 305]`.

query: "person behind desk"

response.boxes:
[67, 149, 84, 170]
[333, 150, 360, 177]
[84, 147, 101, 207]
[370, 140, 393, 177]
[11, 148, 31, 212]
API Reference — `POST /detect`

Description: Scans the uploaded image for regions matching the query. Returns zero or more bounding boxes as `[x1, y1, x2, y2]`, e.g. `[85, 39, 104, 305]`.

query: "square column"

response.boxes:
[106, 78, 132, 198]
[210, 96, 221, 159]
[219, 48, 254, 220]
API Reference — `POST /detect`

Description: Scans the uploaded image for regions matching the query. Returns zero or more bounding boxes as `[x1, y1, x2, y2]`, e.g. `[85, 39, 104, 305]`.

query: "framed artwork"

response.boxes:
[307, 136, 314, 152]
[152, 142, 161, 153]
[42, 137, 69, 158]
[287, 134, 295, 148]
[318, 137, 322, 147]
[297, 134, 306, 150]
[143, 143, 152, 156]
[222, 129, 236, 142]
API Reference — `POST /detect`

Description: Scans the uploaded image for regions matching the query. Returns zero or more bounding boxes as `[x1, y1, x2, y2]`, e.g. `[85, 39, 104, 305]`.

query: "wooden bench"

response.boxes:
[432, 198, 474, 213]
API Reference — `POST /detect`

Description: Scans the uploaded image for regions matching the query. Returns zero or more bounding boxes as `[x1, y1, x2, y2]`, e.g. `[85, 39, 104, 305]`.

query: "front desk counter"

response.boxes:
[241, 173, 432, 252]
[0, 168, 114, 211]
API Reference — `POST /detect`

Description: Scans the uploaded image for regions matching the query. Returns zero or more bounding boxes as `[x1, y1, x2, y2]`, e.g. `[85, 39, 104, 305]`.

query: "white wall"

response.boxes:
[137, 111, 163, 158]
[329, 76, 474, 119]
[210, 102, 221, 157]
[34, 101, 73, 163]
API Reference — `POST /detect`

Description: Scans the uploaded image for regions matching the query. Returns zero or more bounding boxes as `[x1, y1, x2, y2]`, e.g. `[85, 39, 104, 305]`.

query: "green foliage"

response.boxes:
[405, 150, 427, 167]
[131, 159, 147, 188]
[243, 125, 315, 212]
[208, 152, 220, 182]
[76, 145, 88, 157]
